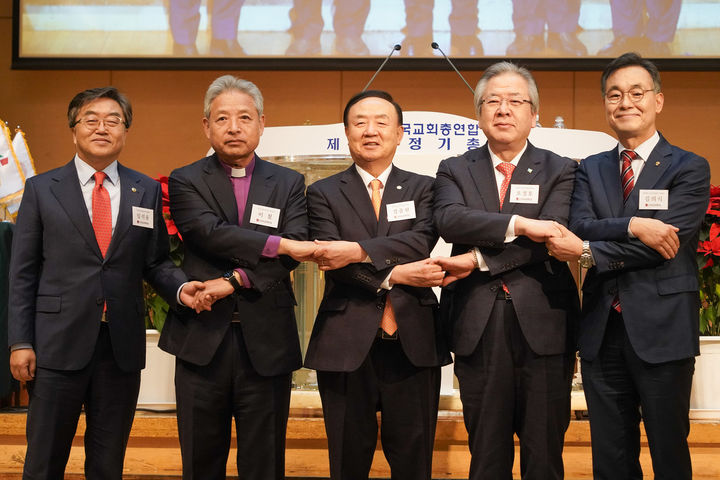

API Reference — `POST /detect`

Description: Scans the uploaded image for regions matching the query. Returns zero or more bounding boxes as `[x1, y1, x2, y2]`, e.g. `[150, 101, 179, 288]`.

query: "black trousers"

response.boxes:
[174, 324, 292, 480]
[454, 297, 573, 480]
[23, 323, 140, 480]
[317, 337, 441, 480]
[582, 310, 695, 480]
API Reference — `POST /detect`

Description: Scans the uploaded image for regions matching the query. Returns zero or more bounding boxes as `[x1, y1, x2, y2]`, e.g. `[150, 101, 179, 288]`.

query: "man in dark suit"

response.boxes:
[8, 86, 206, 479]
[432, 62, 579, 480]
[159, 75, 314, 480]
[546, 53, 710, 480]
[304, 90, 449, 480]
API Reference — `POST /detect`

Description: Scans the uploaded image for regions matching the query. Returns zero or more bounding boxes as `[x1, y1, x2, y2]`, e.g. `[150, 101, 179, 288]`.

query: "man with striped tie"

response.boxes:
[546, 52, 711, 479]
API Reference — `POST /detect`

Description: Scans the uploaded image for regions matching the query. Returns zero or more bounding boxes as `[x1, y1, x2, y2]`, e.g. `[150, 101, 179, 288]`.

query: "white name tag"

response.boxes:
[132, 206, 154, 229]
[386, 201, 416, 222]
[509, 184, 539, 204]
[638, 189, 669, 210]
[250, 204, 281, 228]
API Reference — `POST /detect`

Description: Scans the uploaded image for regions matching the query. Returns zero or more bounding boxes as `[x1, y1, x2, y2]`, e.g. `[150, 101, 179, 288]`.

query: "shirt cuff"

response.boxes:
[628, 217, 637, 238]
[473, 247, 490, 272]
[262, 235, 282, 258]
[234, 268, 252, 289]
[505, 215, 518, 242]
[10, 343, 33, 352]
[176, 282, 188, 306]
[380, 268, 394, 291]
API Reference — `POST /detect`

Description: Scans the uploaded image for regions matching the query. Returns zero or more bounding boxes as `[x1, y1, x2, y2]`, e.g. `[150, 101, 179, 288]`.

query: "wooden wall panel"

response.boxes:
[1, 14, 718, 181]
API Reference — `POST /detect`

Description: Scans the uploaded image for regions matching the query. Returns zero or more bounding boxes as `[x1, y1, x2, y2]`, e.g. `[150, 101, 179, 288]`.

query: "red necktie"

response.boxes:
[371, 179, 397, 336]
[496, 162, 515, 209]
[612, 150, 637, 313]
[92, 171, 112, 258]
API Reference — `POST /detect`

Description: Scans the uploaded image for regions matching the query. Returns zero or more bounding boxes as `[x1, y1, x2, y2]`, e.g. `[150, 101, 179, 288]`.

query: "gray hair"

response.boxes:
[473, 62, 539, 116]
[203, 75, 264, 118]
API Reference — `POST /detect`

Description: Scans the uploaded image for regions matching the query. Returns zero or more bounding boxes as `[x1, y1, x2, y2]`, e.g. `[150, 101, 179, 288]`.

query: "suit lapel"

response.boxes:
[339, 166, 377, 237]
[49, 161, 102, 259]
[378, 166, 407, 237]
[202, 154, 239, 225]
[502, 142, 542, 215]
[597, 149, 624, 217]
[244, 157, 277, 229]
[106, 164, 145, 259]
[468, 144, 501, 213]
[625, 135, 673, 213]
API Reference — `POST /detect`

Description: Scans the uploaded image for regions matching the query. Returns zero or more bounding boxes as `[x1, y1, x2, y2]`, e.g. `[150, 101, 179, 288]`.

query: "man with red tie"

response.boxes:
[8, 86, 206, 479]
[304, 90, 450, 480]
[547, 53, 710, 479]
[432, 61, 580, 480]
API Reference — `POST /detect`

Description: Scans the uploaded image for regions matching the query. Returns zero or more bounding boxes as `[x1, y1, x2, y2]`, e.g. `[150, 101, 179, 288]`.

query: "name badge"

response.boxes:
[132, 206, 154, 229]
[638, 189, 669, 210]
[509, 184, 539, 204]
[386, 201, 416, 222]
[250, 204, 280, 228]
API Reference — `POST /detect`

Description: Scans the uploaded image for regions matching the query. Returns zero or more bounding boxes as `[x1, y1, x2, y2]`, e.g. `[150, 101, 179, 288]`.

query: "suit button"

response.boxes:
[377, 303, 384, 310]
[96, 297, 104, 305]
[490, 285, 498, 292]
[385, 259, 391, 265]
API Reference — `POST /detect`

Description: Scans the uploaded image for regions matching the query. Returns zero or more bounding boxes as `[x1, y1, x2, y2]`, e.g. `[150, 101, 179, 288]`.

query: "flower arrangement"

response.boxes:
[143, 176, 184, 332]
[697, 185, 720, 336]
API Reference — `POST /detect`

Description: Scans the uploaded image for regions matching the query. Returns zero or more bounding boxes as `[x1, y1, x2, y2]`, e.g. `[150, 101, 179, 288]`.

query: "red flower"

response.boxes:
[707, 185, 720, 216]
[155, 175, 181, 240]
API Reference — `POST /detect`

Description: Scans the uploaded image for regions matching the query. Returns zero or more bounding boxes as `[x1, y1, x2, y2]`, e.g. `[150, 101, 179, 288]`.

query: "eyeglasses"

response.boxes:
[75, 116, 125, 130]
[605, 88, 656, 104]
[479, 96, 532, 109]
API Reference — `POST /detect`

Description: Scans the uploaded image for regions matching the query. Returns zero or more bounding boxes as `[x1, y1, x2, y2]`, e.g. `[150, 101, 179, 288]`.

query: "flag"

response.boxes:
[12, 128, 36, 180]
[0, 119, 27, 220]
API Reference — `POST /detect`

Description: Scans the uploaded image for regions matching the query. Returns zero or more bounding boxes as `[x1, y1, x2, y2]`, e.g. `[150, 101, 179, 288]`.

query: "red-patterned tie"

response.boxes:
[92, 171, 112, 258]
[496, 162, 515, 209]
[611, 150, 637, 313]
[621, 149, 637, 203]
[371, 179, 398, 336]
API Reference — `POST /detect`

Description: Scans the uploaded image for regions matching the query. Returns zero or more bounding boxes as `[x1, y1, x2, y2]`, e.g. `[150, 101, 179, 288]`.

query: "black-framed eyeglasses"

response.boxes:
[479, 97, 533, 109]
[605, 88, 656, 104]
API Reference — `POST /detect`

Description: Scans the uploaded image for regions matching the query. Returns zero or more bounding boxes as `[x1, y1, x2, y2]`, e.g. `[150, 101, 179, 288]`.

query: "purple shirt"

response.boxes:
[220, 156, 281, 288]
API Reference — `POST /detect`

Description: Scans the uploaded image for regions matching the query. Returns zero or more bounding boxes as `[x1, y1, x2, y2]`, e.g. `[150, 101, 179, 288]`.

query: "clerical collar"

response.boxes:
[220, 156, 256, 178]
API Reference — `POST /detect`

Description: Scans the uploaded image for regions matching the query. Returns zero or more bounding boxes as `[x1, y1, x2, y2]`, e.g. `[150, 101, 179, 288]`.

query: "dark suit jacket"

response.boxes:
[433, 142, 580, 357]
[570, 134, 710, 364]
[8, 160, 186, 372]
[304, 165, 450, 372]
[159, 154, 306, 376]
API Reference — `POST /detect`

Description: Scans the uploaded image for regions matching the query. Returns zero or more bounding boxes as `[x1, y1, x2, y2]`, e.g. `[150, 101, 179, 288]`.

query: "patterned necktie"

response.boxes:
[371, 179, 397, 336]
[611, 150, 638, 313]
[92, 171, 112, 258]
[621, 149, 637, 202]
[496, 162, 516, 209]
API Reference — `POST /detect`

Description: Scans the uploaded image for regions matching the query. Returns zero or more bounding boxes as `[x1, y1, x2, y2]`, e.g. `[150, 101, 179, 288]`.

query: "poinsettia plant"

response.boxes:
[697, 185, 720, 336]
[143, 176, 184, 332]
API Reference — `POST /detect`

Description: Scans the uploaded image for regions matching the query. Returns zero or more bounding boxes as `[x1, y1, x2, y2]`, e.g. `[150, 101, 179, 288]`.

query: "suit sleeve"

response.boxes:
[433, 159, 510, 247]
[574, 154, 710, 274]
[7, 179, 42, 347]
[169, 169, 268, 269]
[307, 183, 399, 294]
[143, 183, 187, 309]
[242, 173, 309, 292]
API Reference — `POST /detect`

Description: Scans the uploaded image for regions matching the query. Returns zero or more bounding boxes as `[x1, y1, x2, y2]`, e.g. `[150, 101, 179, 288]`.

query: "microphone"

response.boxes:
[431, 42, 475, 96]
[362, 44, 402, 92]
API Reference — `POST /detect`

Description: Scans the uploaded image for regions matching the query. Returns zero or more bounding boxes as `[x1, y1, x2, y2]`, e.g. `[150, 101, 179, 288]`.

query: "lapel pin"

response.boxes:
[655, 161, 660, 166]
[131, 187, 137, 192]
[527, 168, 533, 173]
[396, 185, 402, 190]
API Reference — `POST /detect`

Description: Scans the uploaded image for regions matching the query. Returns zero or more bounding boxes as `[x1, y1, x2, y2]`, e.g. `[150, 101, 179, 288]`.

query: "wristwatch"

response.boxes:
[579, 240, 594, 269]
[223, 270, 242, 291]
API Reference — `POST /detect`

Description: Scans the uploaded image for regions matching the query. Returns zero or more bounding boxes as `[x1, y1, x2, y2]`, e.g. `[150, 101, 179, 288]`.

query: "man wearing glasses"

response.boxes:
[8, 86, 207, 479]
[432, 61, 579, 479]
[547, 53, 710, 479]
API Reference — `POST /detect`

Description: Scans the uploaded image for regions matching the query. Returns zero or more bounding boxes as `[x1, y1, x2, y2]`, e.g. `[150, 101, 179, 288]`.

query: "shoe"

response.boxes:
[506, 34, 543, 56]
[450, 35, 484, 56]
[547, 32, 587, 56]
[644, 40, 671, 57]
[285, 36, 321, 56]
[209, 38, 246, 56]
[401, 36, 432, 56]
[335, 36, 370, 56]
[597, 35, 644, 56]
[172, 42, 198, 56]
